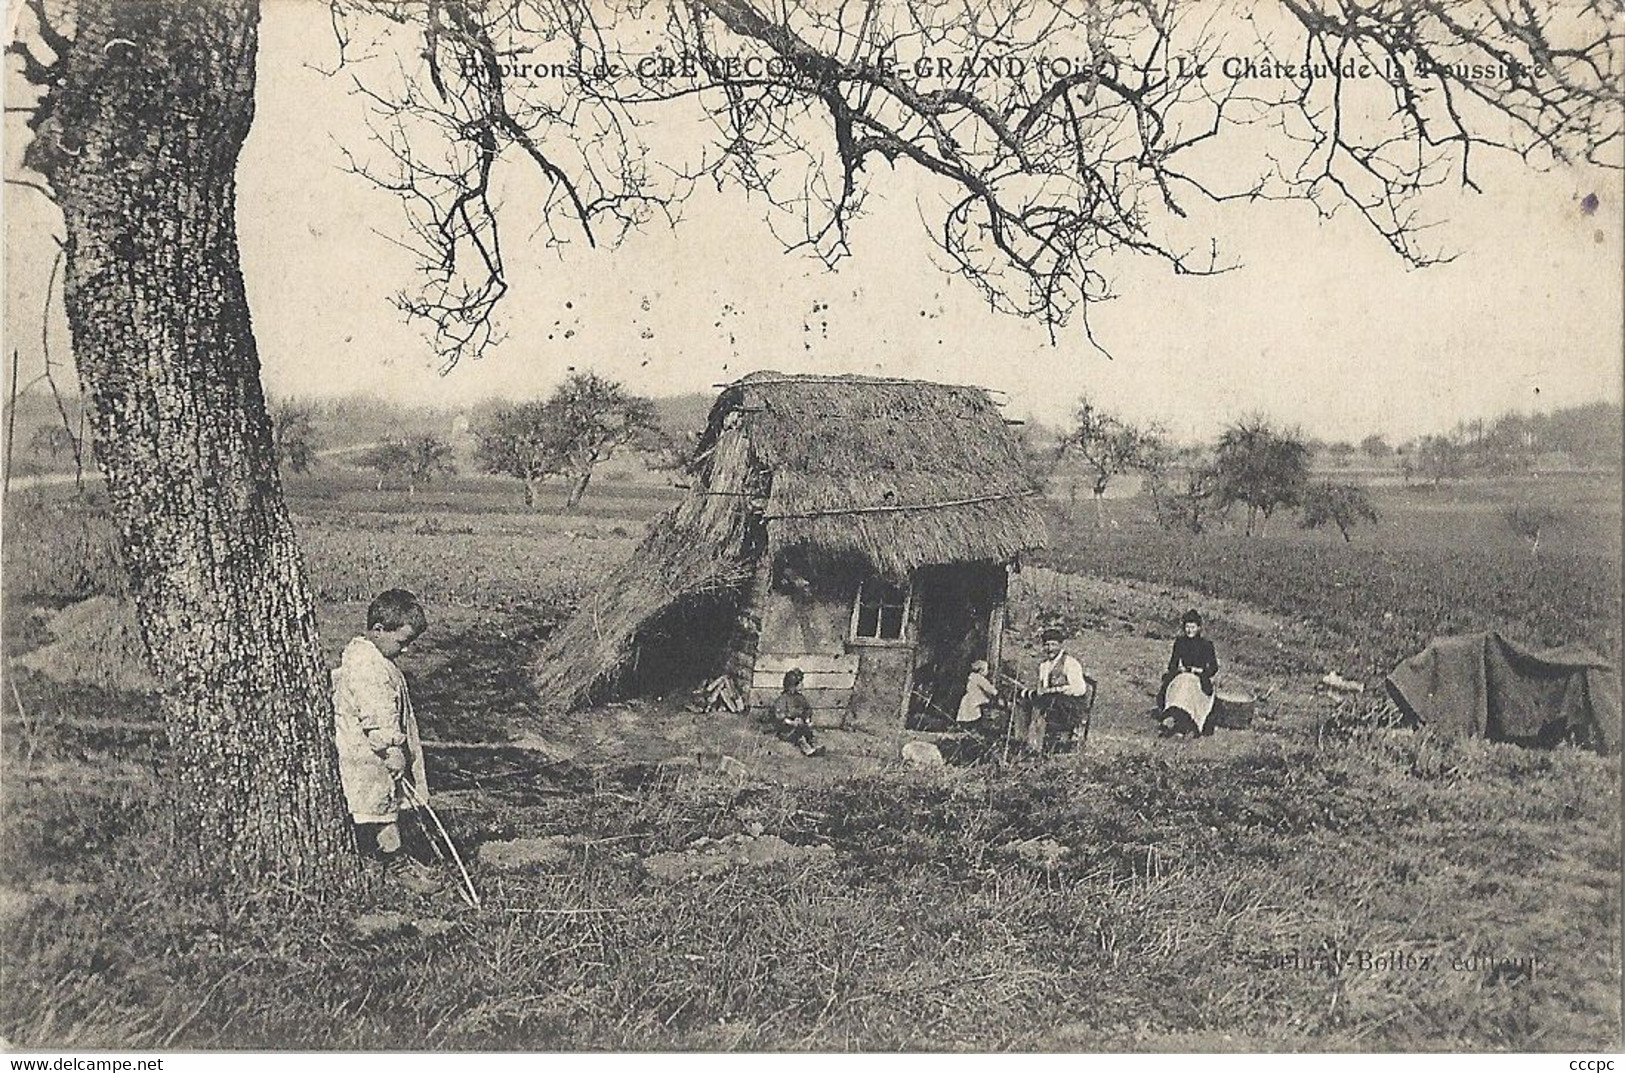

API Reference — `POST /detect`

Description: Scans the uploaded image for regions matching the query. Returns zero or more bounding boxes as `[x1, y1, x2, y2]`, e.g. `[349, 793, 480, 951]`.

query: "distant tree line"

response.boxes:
[1315, 402, 1622, 482]
[1038, 397, 1621, 547]
[1044, 404, 1379, 541]
[262, 372, 679, 509]
[272, 381, 1620, 521]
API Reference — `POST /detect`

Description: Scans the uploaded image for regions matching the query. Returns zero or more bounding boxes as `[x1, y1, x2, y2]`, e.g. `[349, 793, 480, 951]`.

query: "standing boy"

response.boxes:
[333, 588, 439, 890]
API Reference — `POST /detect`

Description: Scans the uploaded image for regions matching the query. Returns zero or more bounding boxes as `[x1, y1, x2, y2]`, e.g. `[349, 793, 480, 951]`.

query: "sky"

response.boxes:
[4, 0, 1621, 443]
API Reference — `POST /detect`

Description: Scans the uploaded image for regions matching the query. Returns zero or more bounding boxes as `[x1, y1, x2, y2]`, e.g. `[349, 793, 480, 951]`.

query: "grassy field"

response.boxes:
[1, 466, 1619, 1050]
[1043, 473, 1622, 680]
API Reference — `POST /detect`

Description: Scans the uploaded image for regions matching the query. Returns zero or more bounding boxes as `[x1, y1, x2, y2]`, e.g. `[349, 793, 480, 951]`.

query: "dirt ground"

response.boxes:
[11, 562, 1359, 792]
[446, 566, 1355, 788]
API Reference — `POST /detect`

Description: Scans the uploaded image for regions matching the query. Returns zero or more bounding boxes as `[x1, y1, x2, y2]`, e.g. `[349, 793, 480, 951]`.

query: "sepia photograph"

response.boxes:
[1, 0, 1621, 1054]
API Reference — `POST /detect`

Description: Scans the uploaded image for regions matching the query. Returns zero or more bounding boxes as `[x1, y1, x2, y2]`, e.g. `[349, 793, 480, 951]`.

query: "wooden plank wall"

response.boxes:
[750, 652, 859, 728]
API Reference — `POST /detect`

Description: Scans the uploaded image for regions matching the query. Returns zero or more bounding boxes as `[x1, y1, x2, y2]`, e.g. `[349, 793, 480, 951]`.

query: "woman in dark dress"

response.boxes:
[1159, 609, 1219, 735]
[1167, 609, 1218, 692]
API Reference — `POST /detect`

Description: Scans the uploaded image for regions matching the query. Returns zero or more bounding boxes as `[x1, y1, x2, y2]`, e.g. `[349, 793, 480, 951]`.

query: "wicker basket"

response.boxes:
[1211, 689, 1257, 729]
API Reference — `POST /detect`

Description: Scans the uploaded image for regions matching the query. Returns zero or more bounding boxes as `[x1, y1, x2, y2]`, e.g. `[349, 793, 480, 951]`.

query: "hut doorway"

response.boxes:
[907, 562, 1005, 728]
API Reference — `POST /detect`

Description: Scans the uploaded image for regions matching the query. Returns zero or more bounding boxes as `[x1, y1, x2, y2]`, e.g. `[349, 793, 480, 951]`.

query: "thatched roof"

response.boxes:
[712, 371, 1046, 577]
[534, 372, 1046, 708]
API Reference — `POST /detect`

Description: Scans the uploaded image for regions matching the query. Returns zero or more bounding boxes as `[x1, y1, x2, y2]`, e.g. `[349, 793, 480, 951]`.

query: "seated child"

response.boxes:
[957, 659, 999, 728]
[772, 668, 823, 757]
[333, 588, 440, 891]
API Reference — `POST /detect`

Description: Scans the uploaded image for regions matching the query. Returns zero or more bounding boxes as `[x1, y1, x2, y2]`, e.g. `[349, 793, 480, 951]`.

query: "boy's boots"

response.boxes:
[384, 853, 445, 895]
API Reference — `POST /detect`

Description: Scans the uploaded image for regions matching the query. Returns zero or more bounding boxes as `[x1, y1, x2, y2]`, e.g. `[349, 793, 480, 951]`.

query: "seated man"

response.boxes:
[1160, 609, 1218, 736]
[1020, 627, 1091, 754]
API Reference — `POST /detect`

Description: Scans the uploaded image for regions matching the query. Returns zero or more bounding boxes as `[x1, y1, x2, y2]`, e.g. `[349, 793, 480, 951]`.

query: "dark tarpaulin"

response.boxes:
[1384, 632, 1620, 752]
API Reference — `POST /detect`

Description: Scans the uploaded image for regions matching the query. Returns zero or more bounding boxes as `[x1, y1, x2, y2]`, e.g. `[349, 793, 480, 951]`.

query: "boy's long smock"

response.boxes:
[333, 636, 428, 824]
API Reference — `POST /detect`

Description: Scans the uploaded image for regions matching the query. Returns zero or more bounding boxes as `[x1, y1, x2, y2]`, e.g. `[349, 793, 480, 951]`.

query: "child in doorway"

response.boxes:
[957, 659, 1000, 728]
[772, 668, 824, 757]
[333, 588, 440, 892]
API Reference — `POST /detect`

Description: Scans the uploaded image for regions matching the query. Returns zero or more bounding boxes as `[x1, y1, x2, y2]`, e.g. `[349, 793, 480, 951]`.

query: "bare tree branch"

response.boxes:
[323, 0, 1621, 368]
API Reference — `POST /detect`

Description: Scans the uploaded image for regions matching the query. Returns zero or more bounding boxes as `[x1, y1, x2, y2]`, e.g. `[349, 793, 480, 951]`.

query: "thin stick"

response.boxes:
[715, 375, 1011, 399]
[10, 674, 38, 767]
[4, 348, 19, 497]
[762, 489, 1039, 520]
[398, 780, 480, 909]
[40, 248, 85, 493]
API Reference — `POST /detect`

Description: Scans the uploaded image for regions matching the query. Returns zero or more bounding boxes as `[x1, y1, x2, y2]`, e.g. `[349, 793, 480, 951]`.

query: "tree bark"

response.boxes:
[30, 0, 359, 897]
[565, 467, 593, 509]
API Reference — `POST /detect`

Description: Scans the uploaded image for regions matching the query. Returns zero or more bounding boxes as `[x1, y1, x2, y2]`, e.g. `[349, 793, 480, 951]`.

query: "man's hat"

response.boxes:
[1040, 627, 1066, 643]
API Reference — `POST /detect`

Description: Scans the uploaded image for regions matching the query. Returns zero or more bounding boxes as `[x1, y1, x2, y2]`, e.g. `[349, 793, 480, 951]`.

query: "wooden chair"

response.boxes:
[1075, 674, 1099, 746]
[1003, 675, 1099, 758]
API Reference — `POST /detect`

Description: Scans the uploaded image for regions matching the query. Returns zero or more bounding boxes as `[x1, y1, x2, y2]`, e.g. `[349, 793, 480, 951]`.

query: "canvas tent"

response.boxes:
[1384, 631, 1620, 752]
[535, 372, 1047, 726]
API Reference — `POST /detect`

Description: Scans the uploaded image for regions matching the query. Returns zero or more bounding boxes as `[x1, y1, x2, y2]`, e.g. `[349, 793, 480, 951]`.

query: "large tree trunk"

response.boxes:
[30, 0, 359, 897]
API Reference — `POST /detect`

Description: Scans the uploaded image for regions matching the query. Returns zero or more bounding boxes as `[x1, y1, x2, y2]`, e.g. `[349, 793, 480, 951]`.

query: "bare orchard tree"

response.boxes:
[269, 400, 322, 475]
[1214, 417, 1312, 535]
[636, 423, 704, 486]
[358, 434, 455, 495]
[1360, 433, 1393, 462]
[1059, 395, 1163, 527]
[401, 433, 458, 498]
[541, 373, 657, 509]
[475, 401, 555, 507]
[1299, 480, 1381, 543]
[29, 423, 77, 464]
[1503, 501, 1562, 556]
[1322, 441, 1357, 468]
[475, 377, 656, 508]
[9, 0, 1620, 897]
[359, 440, 412, 492]
[1142, 442, 1221, 535]
[1416, 433, 1468, 485]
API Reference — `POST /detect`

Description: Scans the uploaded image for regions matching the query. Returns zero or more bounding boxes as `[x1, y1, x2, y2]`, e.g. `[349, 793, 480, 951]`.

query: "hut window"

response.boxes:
[852, 579, 910, 641]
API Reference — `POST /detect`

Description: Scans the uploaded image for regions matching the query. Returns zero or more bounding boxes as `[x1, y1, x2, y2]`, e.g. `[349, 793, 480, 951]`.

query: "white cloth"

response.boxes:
[1163, 671, 1215, 732]
[957, 672, 998, 723]
[1038, 652, 1089, 697]
[333, 636, 428, 824]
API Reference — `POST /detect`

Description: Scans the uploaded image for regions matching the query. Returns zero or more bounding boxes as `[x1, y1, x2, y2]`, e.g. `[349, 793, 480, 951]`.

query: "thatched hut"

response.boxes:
[535, 372, 1047, 727]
